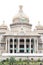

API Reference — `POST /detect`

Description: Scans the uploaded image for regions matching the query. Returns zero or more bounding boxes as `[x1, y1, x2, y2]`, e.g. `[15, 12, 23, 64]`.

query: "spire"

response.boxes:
[2, 20, 5, 25]
[19, 5, 23, 13]
[38, 21, 40, 26]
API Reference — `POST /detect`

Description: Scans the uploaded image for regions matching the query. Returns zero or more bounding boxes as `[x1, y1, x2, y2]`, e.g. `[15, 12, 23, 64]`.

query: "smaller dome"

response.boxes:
[36, 21, 43, 30]
[13, 5, 29, 23]
[0, 21, 8, 30]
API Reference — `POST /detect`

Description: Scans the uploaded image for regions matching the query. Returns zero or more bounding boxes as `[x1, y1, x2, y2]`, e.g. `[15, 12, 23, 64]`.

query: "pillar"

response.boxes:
[17, 38, 20, 53]
[8, 38, 10, 53]
[24, 38, 26, 53]
[13, 38, 14, 53]
[34, 39, 37, 53]
[6, 38, 7, 53]
[34, 38, 36, 53]
[30, 38, 31, 53]
[37, 39, 38, 53]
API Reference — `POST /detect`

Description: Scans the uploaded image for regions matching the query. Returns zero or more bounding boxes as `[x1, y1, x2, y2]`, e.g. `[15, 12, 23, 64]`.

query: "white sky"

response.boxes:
[0, 0, 43, 29]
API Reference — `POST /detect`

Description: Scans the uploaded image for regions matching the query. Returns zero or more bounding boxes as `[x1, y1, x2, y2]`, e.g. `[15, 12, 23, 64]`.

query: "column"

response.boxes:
[17, 38, 20, 53]
[24, 38, 26, 53]
[30, 38, 31, 53]
[8, 38, 10, 53]
[34, 38, 36, 53]
[42, 43, 43, 53]
[34, 39, 37, 53]
[37, 39, 38, 53]
[6, 38, 7, 53]
[13, 38, 14, 53]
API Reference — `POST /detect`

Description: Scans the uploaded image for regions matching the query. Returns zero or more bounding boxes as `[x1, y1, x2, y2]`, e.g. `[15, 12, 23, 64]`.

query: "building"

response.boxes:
[0, 5, 43, 60]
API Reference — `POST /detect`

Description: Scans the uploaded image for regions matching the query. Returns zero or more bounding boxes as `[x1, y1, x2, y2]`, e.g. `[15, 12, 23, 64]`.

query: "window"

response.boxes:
[14, 50, 16, 53]
[20, 39, 24, 42]
[31, 45, 33, 48]
[1, 43, 5, 49]
[10, 50, 13, 53]
[26, 50, 28, 53]
[38, 43, 42, 49]
[26, 45, 29, 48]
[20, 45, 24, 48]
[14, 45, 16, 48]
[26, 39, 30, 42]
[20, 50, 24, 53]
[10, 39, 13, 43]
[31, 50, 33, 53]
[14, 39, 18, 42]
[10, 44, 13, 48]
[31, 39, 34, 43]
[1, 43, 5, 47]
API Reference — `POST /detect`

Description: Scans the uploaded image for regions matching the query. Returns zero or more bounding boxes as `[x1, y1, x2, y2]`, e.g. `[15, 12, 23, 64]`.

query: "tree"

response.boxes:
[9, 57, 16, 65]
[37, 58, 40, 62]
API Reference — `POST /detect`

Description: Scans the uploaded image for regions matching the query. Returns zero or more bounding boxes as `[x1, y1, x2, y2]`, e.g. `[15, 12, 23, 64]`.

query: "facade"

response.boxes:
[0, 5, 43, 60]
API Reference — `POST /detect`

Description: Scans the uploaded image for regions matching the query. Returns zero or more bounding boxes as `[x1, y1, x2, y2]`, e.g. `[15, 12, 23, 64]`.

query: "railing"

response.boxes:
[20, 48, 24, 50]
[14, 48, 18, 50]
[26, 48, 30, 50]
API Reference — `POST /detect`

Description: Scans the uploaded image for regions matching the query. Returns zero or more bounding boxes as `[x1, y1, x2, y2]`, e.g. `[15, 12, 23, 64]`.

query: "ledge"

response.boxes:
[2, 53, 43, 57]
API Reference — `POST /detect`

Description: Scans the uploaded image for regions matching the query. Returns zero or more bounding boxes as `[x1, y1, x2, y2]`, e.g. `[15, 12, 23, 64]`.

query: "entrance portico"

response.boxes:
[6, 36, 38, 54]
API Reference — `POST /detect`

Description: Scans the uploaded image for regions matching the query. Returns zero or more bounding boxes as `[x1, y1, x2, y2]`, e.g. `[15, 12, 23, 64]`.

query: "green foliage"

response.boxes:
[6, 58, 9, 62]
[31, 58, 34, 64]
[19, 58, 22, 62]
[31, 58, 34, 61]
[1, 60, 6, 62]
[37, 58, 41, 62]
[27, 60, 29, 64]
[23, 59, 27, 62]
[0, 57, 43, 65]
[9, 57, 16, 65]
[0, 62, 3, 65]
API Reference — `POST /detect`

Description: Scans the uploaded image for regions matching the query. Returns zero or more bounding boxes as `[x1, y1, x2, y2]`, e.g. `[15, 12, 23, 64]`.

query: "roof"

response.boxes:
[13, 5, 29, 23]
[0, 21, 8, 30]
[3, 31, 40, 37]
[36, 21, 43, 30]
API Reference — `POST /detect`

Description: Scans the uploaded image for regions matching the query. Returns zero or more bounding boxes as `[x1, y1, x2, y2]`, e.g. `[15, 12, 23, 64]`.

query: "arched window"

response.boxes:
[26, 39, 30, 43]
[14, 39, 18, 42]
[10, 39, 13, 43]
[31, 39, 34, 48]
[31, 39, 34, 43]
[20, 39, 24, 42]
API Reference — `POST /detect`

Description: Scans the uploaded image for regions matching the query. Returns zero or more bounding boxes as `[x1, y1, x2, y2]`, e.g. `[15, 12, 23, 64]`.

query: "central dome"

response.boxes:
[10, 5, 32, 34]
[13, 5, 29, 23]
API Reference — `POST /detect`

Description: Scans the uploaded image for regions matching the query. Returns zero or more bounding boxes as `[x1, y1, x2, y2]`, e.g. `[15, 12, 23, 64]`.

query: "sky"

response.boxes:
[0, 0, 43, 29]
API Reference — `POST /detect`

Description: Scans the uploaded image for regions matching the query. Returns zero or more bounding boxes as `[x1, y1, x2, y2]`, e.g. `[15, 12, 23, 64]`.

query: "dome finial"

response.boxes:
[38, 21, 40, 26]
[3, 20, 5, 25]
[19, 5, 23, 12]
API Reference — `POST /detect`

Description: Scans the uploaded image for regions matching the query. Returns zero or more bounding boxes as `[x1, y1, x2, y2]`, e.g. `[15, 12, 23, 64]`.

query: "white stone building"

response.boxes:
[0, 5, 43, 60]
